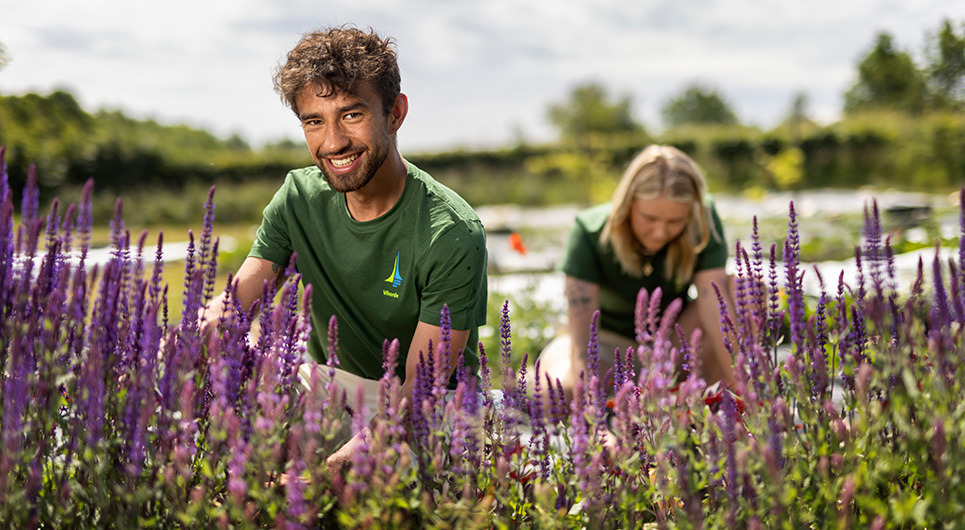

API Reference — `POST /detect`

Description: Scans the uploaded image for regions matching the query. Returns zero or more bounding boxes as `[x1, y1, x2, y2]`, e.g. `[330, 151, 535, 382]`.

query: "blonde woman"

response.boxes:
[540, 145, 735, 398]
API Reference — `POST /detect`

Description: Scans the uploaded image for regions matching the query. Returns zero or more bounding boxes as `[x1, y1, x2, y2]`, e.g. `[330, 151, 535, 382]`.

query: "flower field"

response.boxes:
[2, 147, 964, 528]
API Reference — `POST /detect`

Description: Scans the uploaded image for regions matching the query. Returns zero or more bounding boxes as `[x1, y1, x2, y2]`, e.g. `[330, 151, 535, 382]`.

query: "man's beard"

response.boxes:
[317, 138, 389, 194]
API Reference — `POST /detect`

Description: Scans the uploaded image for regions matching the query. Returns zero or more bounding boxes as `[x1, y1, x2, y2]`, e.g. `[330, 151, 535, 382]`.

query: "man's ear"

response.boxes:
[388, 93, 408, 134]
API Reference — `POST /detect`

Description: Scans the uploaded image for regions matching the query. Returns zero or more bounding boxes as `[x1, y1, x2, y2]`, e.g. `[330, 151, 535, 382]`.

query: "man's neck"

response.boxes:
[345, 151, 407, 222]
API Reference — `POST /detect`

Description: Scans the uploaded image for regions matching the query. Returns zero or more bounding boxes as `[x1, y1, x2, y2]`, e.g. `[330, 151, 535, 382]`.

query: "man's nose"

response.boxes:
[323, 122, 351, 154]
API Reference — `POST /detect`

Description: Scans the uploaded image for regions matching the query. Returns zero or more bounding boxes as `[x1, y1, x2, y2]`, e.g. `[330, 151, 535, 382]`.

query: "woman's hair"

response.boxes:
[273, 25, 401, 116]
[600, 145, 717, 284]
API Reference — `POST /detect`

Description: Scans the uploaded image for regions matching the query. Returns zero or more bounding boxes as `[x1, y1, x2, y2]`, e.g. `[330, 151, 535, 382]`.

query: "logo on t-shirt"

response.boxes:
[384, 251, 403, 288]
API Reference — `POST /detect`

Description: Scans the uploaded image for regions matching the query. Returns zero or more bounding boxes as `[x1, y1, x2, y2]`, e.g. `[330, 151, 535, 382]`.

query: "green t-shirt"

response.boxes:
[249, 162, 488, 382]
[559, 202, 728, 340]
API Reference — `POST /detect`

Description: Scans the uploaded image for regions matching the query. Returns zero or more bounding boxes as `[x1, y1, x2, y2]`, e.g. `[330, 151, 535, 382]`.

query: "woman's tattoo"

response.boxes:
[566, 281, 593, 312]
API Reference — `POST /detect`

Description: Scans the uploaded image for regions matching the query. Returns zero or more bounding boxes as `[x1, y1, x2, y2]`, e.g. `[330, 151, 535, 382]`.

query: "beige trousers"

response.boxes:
[297, 362, 382, 426]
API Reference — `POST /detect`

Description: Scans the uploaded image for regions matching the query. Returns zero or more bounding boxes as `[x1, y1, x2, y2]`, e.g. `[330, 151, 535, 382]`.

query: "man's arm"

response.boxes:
[399, 321, 473, 403]
[325, 320, 471, 477]
[199, 256, 286, 334]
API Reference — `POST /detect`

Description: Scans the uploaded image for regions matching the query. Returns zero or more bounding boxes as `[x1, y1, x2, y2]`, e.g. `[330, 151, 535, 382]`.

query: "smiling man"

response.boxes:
[200, 26, 488, 476]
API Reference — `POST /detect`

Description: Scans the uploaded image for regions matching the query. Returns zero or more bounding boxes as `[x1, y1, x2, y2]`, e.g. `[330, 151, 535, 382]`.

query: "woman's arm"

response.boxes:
[565, 275, 601, 379]
[691, 267, 736, 386]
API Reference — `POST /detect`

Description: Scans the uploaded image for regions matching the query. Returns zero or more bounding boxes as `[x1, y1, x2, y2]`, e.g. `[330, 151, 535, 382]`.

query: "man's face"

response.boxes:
[296, 81, 395, 193]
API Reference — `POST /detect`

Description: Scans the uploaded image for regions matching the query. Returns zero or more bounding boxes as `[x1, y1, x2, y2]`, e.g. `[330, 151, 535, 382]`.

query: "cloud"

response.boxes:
[2, 0, 964, 151]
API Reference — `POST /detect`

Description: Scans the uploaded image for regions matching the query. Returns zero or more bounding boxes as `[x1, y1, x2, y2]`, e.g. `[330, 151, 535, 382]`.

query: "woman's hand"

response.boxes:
[691, 267, 736, 386]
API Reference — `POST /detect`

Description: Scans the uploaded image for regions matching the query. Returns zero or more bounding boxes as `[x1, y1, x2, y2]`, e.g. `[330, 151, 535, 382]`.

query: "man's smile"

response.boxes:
[328, 152, 362, 169]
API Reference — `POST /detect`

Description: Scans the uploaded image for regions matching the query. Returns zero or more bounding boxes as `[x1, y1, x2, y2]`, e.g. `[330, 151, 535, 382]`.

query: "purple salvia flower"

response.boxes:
[19, 164, 40, 255]
[722, 391, 739, 526]
[199, 186, 218, 301]
[347, 386, 373, 497]
[446, 383, 470, 478]
[253, 274, 279, 363]
[675, 450, 703, 525]
[457, 350, 480, 415]
[273, 273, 304, 394]
[435, 304, 452, 392]
[623, 345, 636, 389]
[555, 378, 567, 425]
[478, 341, 492, 399]
[544, 372, 560, 425]
[678, 325, 703, 388]
[326, 314, 339, 368]
[883, 234, 901, 331]
[516, 352, 528, 403]
[122, 279, 150, 471]
[853, 245, 867, 316]
[646, 286, 663, 343]
[80, 328, 106, 448]
[586, 309, 601, 384]
[930, 246, 952, 329]
[839, 475, 856, 529]
[497, 300, 517, 411]
[804, 319, 824, 403]
[76, 179, 94, 262]
[751, 216, 764, 279]
[767, 243, 782, 355]
[929, 248, 953, 377]
[784, 203, 806, 355]
[410, 350, 430, 447]
[712, 282, 737, 357]
[499, 300, 520, 412]
[285, 440, 309, 530]
[808, 269, 830, 400]
[227, 435, 249, 507]
[847, 304, 867, 368]
[176, 230, 202, 375]
[569, 376, 592, 489]
[528, 358, 550, 479]
[958, 186, 965, 322]
[766, 414, 784, 478]
[656, 297, 683, 341]
[1, 340, 29, 461]
[863, 200, 887, 304]
[555, 483, 568, 511]
[0, 180, 14, 321]
[499, 299, 512, 364]
[634, 287, 651, 343]
[613, 345, 626, 390]
[948, 263, 964, 327]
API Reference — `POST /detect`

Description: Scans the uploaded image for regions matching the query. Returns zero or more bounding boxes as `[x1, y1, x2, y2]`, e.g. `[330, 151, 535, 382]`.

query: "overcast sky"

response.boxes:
[2, 0, 964, 154]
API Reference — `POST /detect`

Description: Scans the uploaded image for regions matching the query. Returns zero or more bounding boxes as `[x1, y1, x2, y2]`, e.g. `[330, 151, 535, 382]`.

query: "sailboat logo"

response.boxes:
[385, 251, 403, 288]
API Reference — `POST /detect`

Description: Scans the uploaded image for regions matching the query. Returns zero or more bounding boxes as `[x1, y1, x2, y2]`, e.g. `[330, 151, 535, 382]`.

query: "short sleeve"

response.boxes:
[559, 217, 603, 284]
[694, 202, 729, 272]
[248, 176, 294, 267]
[418, 220, 488, 331]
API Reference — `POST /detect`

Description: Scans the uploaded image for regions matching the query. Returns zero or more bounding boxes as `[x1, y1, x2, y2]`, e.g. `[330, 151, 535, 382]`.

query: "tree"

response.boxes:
[925, 18, 965, 107]
[0, 41, 9, 70]
[660, 84, 738, 128]
[844, 32, 926, 114]
[547, 82, 641, 139]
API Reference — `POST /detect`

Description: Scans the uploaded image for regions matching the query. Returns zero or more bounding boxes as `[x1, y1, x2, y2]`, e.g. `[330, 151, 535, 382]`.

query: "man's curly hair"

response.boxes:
[273, 25, 401, 116]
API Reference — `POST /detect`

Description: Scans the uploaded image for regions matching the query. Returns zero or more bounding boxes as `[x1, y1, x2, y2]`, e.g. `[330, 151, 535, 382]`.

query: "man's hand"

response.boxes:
[325, 428, 370, 478]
